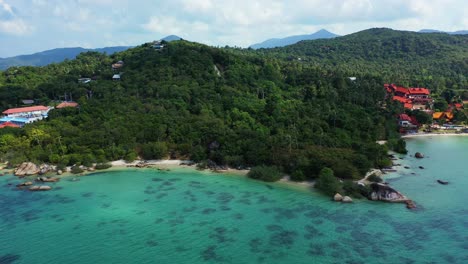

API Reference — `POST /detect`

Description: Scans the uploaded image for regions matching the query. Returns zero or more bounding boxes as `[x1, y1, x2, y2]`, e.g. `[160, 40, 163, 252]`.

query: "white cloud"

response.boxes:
[1, 0, 467, 57]
[0, 19, 32, 35]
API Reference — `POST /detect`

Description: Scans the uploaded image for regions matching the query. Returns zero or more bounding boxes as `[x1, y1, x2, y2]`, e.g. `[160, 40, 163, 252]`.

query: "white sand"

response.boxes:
[110, 159, 191, 167]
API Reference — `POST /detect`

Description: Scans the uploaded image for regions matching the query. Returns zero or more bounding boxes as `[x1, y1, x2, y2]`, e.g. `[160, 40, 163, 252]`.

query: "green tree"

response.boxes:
[315, 167, 341, 196]
[247, 165, 282, 182]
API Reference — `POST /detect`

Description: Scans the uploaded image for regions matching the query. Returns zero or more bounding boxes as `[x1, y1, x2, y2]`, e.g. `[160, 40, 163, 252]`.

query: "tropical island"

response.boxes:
[0, 28, 467, 205]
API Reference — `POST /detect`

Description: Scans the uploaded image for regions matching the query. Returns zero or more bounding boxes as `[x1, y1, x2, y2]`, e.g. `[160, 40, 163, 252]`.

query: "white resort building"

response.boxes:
[0, 105, 50, 128]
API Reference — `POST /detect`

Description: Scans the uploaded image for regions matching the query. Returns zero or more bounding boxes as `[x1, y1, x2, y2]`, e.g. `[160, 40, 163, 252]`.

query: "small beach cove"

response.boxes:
[1, 136, 468, 263]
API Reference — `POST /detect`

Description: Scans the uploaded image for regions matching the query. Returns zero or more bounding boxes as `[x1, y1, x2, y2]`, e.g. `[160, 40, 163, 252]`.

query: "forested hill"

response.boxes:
[0, 39, 397, 181]
[0, 46, 131, 70]
[260, 28, 468, 91]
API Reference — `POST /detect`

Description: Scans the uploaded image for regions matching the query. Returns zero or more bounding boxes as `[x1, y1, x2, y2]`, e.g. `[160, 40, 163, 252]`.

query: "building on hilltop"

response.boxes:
[151, 40, 165, 50]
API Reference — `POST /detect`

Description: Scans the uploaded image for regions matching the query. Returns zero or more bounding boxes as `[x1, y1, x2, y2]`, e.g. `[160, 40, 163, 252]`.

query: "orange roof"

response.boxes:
[433, 112, 444, 119]
[408, 88, 430, 95]
[2, 105, 48, 114]
[0, 122, 20, 128]
[393, 96, 411, 103]
[56, 102, 79, 109]
[404, 103, 413, 109]
[395, 87, 409, 95]
[445, 112, 454, 120]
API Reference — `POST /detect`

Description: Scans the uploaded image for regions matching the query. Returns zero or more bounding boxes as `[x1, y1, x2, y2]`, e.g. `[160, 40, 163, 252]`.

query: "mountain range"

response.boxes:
[418, 29, 468, 35]
[0, 35, 182, 70]
[0, 46, 131, 70]
[249, 29, 338, 49]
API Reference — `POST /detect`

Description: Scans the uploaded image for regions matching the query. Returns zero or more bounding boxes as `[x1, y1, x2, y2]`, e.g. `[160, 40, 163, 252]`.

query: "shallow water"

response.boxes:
[1, 136, 467, 264]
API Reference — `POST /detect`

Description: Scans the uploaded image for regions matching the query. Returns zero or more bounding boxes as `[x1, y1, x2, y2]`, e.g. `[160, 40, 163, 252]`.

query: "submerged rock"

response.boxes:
[415, 152, 424, 159]
[333, 193, 343, 201]
[405, 200, 416, 209]
[36, 177, 60, 182]
[342, 196, 353, 203]
[29, 185, 52, 191]
[15, 162, 40, 176]
[16, 181, 33, 187]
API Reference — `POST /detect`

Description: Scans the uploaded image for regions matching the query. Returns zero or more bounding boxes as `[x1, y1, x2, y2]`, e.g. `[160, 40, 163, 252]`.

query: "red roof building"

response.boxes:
[394, 86, 409, 96]
[2, 105, 49, 115]
[398, 114, 412, 121]
[0, 122, 20, 128]
[408, 88, 430, 95]
[386, 84, 433, 110]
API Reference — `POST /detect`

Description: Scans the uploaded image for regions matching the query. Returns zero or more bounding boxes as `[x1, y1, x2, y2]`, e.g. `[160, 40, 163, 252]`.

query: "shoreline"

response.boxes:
[402, 132, 468, 138]
[110, 159, 314, 190]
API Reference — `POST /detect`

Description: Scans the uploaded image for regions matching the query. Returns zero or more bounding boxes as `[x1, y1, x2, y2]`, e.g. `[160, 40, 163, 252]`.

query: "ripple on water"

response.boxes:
[268, 230, 298, 248]
[0, 254, 21, 264]
[81, 192, 93, 198]
[201, 246, 223, 262]
[146, 240, 158, 247]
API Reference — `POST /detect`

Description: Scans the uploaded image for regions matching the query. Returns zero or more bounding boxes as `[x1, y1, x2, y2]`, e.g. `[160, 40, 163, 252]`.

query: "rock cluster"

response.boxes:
[342, 196, 353, 203]
[333, 193, 353, 203]
[16, 181, 33, 187]
[15, 162, 40, 176]
[333, 193, 343, 201]
[36, 177, 60, 182]
[38, 164, 51, 175]
[29, 185, 52, 191]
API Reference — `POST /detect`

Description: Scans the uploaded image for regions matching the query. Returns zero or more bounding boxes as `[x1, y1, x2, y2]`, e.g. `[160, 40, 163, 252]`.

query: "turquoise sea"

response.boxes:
[1, 136, 468, 264]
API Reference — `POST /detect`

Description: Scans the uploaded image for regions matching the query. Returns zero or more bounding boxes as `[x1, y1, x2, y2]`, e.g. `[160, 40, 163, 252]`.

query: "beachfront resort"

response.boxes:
[386, 84, 468, 134]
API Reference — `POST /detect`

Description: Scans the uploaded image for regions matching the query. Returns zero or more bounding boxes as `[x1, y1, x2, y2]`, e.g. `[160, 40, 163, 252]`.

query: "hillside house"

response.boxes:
[398, 114, 418, 128]
[56, 101, 79, 109]
[112, 61, 124, 70]
[21, 99, 35, 105]
[78, 78, 91, 84]
[398, 113, 419, 134]
[112, 74, 121, 81]
[151, 40, 165, 50]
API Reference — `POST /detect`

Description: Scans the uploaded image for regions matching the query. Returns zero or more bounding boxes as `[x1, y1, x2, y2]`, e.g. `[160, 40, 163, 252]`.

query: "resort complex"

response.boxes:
[0, 102, 79, 128]
[385, 84, 466, 134]
[0, 105, 50, 128]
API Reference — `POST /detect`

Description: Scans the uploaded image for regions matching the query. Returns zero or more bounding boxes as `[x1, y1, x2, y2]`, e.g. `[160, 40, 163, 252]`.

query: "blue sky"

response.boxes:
[0, 0, 467, 57]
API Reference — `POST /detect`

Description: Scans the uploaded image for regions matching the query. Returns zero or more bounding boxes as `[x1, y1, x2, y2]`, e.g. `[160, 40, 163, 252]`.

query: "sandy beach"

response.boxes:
[109, 159, 315, 190]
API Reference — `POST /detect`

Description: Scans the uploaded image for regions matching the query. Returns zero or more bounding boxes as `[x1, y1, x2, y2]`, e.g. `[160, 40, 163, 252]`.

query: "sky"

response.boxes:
[0, 0, 467, 57]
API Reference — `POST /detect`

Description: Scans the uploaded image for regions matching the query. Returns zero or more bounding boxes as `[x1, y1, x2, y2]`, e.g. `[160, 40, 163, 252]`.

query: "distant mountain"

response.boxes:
[0, 46, 131, 70]
[266, 28, 468, 79]
[250, 29, 339, 49]
[419, 29, 468, 35]
[161, 35, 182, 42]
